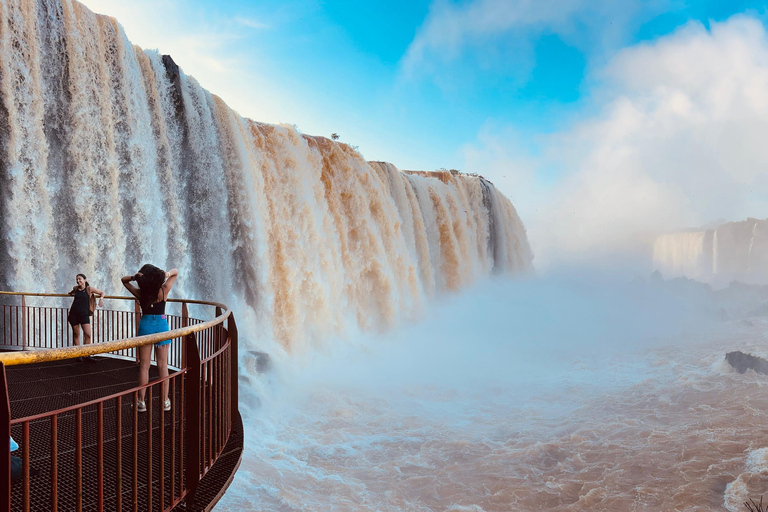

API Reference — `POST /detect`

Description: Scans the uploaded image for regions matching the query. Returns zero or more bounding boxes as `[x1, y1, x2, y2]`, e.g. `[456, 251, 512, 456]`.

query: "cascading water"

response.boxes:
[0, 0, 533, 353]
[653, 218, 768, 285]
[8, 3, 768, 512]
[652, 231, 712, 281]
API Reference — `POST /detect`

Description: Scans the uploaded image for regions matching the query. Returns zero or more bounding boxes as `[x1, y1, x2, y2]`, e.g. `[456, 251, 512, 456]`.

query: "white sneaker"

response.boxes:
[163, 398, 171, 412]
[137, 400, 147, 413]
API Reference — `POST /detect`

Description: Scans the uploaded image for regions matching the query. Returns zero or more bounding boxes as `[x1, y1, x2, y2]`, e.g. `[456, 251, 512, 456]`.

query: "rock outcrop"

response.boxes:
[725, 351, 768, 375]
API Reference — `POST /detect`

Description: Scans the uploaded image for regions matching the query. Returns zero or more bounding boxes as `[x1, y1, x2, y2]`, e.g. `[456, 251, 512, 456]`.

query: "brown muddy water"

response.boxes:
[217, 316, 768, 512]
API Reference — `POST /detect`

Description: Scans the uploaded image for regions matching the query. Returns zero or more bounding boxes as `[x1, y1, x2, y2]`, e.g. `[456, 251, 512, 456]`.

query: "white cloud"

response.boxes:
[402, 0, 668, 79]
[235, 16, 269, 30]
[464, 15, 768, 270]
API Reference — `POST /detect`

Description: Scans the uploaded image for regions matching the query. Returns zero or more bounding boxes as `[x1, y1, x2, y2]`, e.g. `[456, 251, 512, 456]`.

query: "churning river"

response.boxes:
[219, 278, 768, 512]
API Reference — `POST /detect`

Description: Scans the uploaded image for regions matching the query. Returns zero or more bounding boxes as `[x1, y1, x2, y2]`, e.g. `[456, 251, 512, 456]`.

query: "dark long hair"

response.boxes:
[76, 273, 90, 290]
[134, 264, 166, 310]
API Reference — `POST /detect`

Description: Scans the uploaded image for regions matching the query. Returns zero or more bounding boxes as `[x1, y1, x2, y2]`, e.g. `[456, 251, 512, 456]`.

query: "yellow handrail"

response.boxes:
[0, 291, 231, 366]
[0, 290, 223, 306]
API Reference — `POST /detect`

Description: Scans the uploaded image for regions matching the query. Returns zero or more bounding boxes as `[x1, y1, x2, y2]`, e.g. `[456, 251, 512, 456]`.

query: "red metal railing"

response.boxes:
[0, 292, 239, 512]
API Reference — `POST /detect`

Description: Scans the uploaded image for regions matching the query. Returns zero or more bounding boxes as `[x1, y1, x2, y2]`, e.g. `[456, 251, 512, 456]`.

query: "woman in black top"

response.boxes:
[67, 273, 104, 350]
[121, 264, 178, 412]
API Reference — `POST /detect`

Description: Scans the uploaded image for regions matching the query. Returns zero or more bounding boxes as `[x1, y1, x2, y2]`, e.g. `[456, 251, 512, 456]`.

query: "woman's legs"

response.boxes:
[81, 323, 92, 345]
[137, 344, 153, 402]
[137, 344, 170, 405]
[155, 344, 170, 401]
[71, 324, 81, 346]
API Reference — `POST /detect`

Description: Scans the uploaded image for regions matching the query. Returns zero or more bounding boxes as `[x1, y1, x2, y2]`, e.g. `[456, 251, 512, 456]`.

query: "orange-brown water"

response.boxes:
[219, 316, 768, 512]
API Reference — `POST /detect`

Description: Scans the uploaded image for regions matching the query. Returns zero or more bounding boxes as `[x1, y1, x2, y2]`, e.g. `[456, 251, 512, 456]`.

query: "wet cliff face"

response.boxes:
[653, 218, 768, 285]
[0, 0, 533, 350]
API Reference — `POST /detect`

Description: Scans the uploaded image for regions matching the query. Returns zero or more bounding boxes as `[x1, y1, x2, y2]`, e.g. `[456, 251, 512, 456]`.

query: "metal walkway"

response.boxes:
[7, 357, 243, 511]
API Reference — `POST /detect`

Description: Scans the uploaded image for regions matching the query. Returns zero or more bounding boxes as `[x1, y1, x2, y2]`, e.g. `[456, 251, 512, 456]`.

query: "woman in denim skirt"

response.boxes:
[121, 264, 178, 412]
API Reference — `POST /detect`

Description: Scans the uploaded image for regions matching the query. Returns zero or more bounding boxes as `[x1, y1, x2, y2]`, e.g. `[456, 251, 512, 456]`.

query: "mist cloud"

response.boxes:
[466, 15, 768, 270]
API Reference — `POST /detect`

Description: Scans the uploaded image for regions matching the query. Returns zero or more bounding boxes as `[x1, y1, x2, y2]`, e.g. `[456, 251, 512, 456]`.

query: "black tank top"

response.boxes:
[142, 288, 166, 315]
[142, 300, 166, 315]
[71, 287, 89, 314]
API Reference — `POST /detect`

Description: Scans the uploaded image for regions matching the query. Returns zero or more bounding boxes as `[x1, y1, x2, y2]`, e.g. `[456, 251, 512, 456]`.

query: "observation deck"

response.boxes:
[0, 292, 243, 511]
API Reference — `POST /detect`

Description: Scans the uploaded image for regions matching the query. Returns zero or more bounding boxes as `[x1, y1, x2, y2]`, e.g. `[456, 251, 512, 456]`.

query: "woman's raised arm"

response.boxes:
[121, 275, 141, 300]
[162, 268, 178, 295]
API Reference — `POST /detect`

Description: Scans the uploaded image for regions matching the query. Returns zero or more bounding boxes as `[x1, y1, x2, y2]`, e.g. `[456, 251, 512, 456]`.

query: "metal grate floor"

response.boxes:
[6, 357, 243, 511]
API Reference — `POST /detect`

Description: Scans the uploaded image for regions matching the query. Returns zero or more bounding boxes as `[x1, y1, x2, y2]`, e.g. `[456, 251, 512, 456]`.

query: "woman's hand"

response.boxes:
[121, 273, 141, 283]
[98, 297, 104, 307]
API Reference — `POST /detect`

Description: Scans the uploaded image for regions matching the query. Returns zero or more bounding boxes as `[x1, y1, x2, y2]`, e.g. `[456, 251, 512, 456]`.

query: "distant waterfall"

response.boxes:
[0, 0, 533, 351]
[653, 218, 768, 285]
[652, 232, 712, 281]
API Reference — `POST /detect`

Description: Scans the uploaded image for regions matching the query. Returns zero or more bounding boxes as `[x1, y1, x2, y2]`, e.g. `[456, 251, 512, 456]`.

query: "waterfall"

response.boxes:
[653, 218, 768, 285]
[652, 231, 712, 280]
[0, 0, 533, 352]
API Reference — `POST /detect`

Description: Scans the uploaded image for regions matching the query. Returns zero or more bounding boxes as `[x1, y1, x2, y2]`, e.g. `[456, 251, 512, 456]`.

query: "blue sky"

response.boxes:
[81, 0, 764, 167]
[82, 0, 768, 267]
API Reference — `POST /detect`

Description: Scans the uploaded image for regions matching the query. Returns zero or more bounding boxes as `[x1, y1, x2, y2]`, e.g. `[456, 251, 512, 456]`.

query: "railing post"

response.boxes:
[134, 301, 141, 363]
[184, 333, 200, 507]
[20, 296, 26, 351]
[181, 302, 188, 369]
[229, 315, 238, 428]
[215, 306, 223, 350]
[0, 363, 10, 512]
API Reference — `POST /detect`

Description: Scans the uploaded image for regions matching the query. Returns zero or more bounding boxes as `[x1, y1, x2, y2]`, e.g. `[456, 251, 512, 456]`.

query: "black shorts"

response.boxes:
[68, 310, 90, 326]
